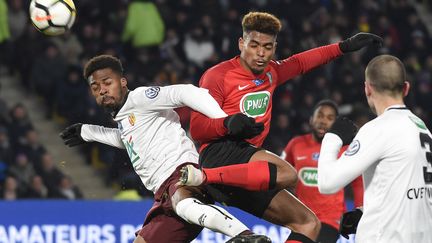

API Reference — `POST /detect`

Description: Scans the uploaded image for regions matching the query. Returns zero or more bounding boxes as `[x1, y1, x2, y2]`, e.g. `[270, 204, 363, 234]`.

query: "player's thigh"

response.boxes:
[171, 185, 212, 209]
[262, 189, 317, 227]
[250, 149, 293, 170]
[138, 213, 202, 243]
[206, 184, 279, 218]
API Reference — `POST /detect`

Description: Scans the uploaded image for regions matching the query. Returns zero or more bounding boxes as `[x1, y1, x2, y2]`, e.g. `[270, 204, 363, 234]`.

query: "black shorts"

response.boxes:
[199, 138, 279, 218]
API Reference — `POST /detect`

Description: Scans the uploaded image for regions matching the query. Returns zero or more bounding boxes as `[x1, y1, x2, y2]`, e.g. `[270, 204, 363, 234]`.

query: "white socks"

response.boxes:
[175, 197, 248, 237]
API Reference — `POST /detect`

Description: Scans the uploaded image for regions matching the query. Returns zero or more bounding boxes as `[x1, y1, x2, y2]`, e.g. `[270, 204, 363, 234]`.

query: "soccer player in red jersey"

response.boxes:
[182, 12, 382, 243]
[281, 100, 364, 243]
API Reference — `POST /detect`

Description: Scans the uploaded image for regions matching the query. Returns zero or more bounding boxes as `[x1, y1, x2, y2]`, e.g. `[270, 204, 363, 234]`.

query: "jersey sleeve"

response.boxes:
[190, 69, 228, 143]
[81, 124, 125, 149]
[134, 84, 227, 119]
[282, 138, 296, 166]
[318, 122, 384, 194]
[273, 43, 343, 85]
[340, 146, 364, 207]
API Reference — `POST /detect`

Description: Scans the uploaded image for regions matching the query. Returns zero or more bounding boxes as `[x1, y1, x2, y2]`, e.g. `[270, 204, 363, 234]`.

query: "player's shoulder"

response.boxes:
[129, 86, 163, 101]
[201, 58, 238, 80]
[287, 134, 310, 147]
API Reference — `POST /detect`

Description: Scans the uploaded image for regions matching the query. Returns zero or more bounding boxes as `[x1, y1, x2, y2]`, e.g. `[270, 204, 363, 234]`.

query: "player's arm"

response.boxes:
[60, 123, 125, 149]
[339, 146, 364, 207]
[275, 33, 383, 85]
[318, 118, 383, 194]
[350, 174, 364, 207]
[190, 70, 228, 142]
[137, 84, 227, 119]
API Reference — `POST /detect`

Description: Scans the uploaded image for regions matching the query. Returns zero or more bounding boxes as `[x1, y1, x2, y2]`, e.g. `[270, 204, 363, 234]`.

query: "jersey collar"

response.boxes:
[385, 104, 408, 112]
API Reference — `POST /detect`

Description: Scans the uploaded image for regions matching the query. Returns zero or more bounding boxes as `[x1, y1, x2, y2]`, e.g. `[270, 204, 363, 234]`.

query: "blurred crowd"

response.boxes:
[0, 0, 431, 199]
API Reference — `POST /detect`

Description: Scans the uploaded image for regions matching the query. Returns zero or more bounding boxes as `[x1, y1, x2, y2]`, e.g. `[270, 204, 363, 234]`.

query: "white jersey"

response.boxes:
[81, 84, 227, 193]
[318, 105, 432, 243]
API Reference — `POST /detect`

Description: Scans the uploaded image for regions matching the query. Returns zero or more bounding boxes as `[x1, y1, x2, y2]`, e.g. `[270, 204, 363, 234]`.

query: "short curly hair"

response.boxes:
[83, 55, 124, 80]
[242, 12, 282, 36]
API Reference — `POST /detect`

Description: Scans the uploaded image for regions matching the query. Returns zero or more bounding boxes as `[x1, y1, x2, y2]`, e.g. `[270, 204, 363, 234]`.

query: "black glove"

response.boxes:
[339, 32, 383, 53]
[328, 117, 358, 145]
[339, 208, 363, 239]
[224, 113, 264, 139]
[59, 123, 85, 147]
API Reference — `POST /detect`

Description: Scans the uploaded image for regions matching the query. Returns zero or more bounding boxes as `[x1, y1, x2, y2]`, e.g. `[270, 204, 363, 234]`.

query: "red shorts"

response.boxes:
[137, 163, 203, 243]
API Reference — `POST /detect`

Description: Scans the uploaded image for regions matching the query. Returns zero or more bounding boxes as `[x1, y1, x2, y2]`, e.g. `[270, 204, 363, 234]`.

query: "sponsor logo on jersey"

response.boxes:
[253, 79, 264, 86]
[124, 136, 140, 164]
[312, 152, 320, 161]
[299, 167, 318, 186]
[238, 84, 250, 90]
[266, 72, 273, 85]
[296, 156, 307, 161]
[345, 140, 360, 156]
[409, 116, 427, 130]
[239, 91, 270, 117]
[128, 113, 136, 126]
[145, 87, 160, 99]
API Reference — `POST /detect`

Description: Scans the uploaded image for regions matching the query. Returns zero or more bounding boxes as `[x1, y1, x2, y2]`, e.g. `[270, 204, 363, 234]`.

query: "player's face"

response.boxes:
[239, 31, 277, 74]
[310, 105, 337, 142]
[89, 68, 127, 110]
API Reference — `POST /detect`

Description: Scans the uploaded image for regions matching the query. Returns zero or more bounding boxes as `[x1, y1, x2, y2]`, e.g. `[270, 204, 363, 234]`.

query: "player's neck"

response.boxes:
[375, 97, 405, 116]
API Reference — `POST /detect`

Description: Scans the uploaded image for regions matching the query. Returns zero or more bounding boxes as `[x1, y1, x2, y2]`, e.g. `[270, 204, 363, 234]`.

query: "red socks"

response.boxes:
[203, 161, 275, 191]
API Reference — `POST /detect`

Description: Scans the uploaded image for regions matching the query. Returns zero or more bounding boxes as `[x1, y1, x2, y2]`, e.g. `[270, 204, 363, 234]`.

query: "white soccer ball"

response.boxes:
[29, 0, 76, 36]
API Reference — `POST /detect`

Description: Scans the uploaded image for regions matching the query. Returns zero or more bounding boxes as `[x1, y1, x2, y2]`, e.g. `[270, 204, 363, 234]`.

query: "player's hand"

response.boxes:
[328, 117, 358, 145]
[339, 32, 383, 53]
[60, 123, 85, 147]
[339, 208, 363, 239]
[224, 113, 264, 139]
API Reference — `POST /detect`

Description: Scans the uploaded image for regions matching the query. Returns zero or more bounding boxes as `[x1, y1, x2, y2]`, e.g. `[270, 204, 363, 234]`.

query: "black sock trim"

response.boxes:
[268, 163, 277, 190]
[287, 232, 316, 243]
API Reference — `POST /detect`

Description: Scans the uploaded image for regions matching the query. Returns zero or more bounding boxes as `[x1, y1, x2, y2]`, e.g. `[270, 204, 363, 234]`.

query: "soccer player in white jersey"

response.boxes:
[317, 54, 432, 243]
[59, 55, 270, 243]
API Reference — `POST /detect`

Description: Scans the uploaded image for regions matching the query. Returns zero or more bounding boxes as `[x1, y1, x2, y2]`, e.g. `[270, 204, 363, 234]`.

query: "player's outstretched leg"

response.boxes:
[226, 234, 272, 243]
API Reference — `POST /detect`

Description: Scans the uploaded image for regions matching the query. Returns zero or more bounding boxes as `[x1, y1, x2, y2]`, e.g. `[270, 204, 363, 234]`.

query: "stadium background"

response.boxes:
[0, 0, 431, 242]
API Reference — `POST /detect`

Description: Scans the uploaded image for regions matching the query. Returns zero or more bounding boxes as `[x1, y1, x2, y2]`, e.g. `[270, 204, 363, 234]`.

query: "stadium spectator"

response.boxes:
[8, 103, 34, 148]
[1, 176, 21, 200]
[8, 153, 36, 193]
[25, 175, 49, 199]
[19, 129, 46, 174]
[39, 152, 64, 197]
[55, 175, 83, 200]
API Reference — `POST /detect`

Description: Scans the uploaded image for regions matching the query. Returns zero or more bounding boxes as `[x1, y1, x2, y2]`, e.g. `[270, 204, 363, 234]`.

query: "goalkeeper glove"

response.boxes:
[339, 32, 383, 53]
[328, 117, 358, 145]
[224, 113, 264, 139]
[59, 123, 85, 147]
[339, 208, 363, 239]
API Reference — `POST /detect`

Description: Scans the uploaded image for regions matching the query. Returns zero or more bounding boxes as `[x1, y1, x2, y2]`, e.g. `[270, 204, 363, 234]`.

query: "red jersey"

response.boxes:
[190, 43, 343, 151]
[282, 134, 364, 229]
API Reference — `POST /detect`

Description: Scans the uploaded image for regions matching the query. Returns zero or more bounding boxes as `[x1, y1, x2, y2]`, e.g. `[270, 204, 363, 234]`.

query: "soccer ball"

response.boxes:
[29, 0, 76, 36]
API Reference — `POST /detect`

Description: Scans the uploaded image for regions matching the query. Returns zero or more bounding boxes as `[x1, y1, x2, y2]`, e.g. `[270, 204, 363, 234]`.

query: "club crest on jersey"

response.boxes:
[145, 87, 160, 99]
[128, 113, 136, 126]
[239, 91, 270, 117]
[312, 152, 320, 161]
[345, 140, 360, 156]
[253, 79, 264, 86]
